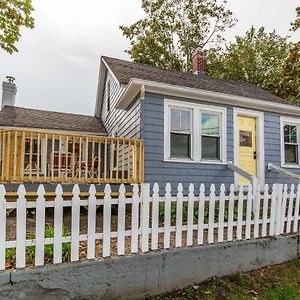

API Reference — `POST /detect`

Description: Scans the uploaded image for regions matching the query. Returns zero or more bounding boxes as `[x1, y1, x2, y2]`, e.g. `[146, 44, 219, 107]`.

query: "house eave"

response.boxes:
[116, 78, 300, 116]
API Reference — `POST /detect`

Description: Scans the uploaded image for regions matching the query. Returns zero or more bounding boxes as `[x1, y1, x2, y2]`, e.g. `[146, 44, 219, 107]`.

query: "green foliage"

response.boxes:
[120, 0, 236, 72]
[0, 0, 34, 54]
[158, 201, 248, 226]
[280, 7, 300, 105]
[291, 7, 300, 31]
[207, 27, 291, 99]
[5, 225, 71, 266]
[264, 285, 300, 300]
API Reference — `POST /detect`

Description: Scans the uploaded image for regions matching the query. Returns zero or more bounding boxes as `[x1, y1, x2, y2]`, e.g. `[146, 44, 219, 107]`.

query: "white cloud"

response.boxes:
[0, 0, 298, 115]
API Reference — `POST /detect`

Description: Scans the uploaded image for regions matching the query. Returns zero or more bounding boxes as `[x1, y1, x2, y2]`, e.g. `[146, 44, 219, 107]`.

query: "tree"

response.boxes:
[120, 0, 236, 72]
[0, 0, 34, 54]
[207, 27, 291, 97]
[280, 7, 300, 104]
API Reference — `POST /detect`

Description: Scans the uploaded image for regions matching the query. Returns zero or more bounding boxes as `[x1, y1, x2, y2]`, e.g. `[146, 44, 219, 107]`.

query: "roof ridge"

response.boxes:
[102, 56, 277, 92]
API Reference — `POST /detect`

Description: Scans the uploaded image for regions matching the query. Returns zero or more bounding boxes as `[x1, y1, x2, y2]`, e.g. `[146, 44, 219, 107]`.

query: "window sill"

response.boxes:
[281, 164, 300, 169]
[163, 158, 227, 165]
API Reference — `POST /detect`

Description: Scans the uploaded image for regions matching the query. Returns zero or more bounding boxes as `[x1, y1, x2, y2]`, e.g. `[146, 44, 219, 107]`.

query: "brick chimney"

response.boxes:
[1, 76, 17, 109]
[192, 49, 207, 75]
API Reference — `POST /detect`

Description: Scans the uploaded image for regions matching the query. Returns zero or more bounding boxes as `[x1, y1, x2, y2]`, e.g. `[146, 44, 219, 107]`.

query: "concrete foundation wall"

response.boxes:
[0, 234, 299, 300]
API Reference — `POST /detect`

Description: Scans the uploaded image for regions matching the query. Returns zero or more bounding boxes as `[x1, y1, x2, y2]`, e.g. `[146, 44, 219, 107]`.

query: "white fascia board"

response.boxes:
[116, 78, 300, 116]
[94, 57, 125, 117]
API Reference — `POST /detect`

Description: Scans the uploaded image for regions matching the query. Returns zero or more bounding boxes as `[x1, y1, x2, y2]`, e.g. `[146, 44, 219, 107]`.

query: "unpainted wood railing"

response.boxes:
[0, 128, 144, 184]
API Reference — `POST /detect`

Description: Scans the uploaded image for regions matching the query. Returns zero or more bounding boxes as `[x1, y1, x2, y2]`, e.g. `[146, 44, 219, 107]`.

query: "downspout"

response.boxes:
[140, 84, 145, 140]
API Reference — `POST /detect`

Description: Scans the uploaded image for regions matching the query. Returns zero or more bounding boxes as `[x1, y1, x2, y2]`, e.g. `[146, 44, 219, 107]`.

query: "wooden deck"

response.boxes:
[0, 128, 144, 184]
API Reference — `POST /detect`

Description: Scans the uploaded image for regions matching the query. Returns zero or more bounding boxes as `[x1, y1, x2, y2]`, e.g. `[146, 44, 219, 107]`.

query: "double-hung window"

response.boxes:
[281, 118, 300, 166]
[165, 100, 226, 163]
[201, 113, 220, 160]
[170, 108, 192, 158]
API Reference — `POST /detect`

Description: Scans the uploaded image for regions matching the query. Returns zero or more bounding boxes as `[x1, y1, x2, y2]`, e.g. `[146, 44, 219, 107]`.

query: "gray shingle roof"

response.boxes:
[0, 106, 106, 134]
[103, 56, 289, 105]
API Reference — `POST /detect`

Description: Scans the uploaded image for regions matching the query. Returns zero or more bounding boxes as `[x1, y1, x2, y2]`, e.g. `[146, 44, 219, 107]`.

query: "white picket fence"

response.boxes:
[0, 182, 300, 270]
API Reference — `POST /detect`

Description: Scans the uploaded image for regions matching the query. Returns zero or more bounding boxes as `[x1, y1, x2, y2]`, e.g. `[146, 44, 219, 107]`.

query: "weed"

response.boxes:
[264, 285, 300, 300]
[5, 225, 71, 266]
[291, 259, 300, 268]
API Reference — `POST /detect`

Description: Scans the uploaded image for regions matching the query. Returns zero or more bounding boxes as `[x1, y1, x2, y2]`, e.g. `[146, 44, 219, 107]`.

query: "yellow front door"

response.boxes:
[237, 116, 257, 185]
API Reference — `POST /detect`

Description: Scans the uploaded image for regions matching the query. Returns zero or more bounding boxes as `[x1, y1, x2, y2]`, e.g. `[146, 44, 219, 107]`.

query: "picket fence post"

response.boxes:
[286, 184, 295, 233]
[16, 184, 26, 269]
[141, 183, 150, 252]
[35, 184, 46, 266]
[218, 184, 225, 243]
[87, 184, 97, 260]
[227, 184, 235, 242]
[280, 184, 288, 234]
[208, 184, 216, 244]
[71, 184, 81, 262]
[237, 185, 244, 240]
[176, 183, 183, 248]
[293, 184, 300, 232]
[187, 183, 194, 247]
[253, 184, 261, 239]
[245, 185, 253, 239]
[53, 184, 63, 264]
[131, 184, 140, 253]
[117, 184, 126, 256]
[103, 184, 112, 257]
[151, 183, 160, 251]
[197, 184, 205, 245]
[275, 184, 283, 235]
[0, 185, 6, 270]
[262, 184, 269, 237]
[164, 183, 172, 249]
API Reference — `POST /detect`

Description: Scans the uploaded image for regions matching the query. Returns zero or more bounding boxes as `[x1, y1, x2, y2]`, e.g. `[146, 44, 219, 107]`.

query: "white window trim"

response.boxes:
[164, 99, 227, 164]
[233, 108, 265, 187]
[280, 117, 300, 169]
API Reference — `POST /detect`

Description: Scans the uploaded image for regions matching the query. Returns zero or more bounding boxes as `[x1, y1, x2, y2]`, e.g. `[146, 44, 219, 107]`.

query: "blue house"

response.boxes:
[95, 52, 300, 192]
[1, 53, 300, 193]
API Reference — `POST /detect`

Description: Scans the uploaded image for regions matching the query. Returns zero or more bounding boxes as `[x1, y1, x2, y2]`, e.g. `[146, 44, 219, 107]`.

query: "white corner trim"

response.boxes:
[116, 78, 300, 117]
[233, 108, 265, 187]
[280, 116, 300, 168]
[164, 98, 227, 164]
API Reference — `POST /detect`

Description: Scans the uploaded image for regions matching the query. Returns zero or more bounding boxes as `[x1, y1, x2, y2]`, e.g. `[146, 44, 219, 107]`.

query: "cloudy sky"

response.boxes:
[0, 0, 299, 116]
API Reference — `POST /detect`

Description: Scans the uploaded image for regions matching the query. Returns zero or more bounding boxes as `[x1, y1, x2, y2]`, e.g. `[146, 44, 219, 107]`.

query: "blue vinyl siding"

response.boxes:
[141, 93, 234, 194]
[264, 112, 300, 185]
[141, 92, 300, 194]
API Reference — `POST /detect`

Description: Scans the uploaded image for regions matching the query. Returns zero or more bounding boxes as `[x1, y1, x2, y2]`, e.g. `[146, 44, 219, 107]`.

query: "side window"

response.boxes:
[106, 80, 111, 114]
[284, 124, 298, 164]
[170, 108, 192, 159]
[201, 113, 220, 160]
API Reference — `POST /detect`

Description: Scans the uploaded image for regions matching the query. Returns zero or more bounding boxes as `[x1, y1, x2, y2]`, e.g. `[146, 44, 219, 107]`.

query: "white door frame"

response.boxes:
[233, 108, 265, 187]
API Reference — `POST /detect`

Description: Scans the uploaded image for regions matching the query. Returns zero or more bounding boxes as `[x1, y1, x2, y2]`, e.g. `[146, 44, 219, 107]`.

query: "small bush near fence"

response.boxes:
[0, 182, 299, 270]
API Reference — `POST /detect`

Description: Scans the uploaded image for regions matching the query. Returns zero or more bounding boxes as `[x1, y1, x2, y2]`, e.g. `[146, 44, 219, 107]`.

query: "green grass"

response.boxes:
[144, 259, 300, 300]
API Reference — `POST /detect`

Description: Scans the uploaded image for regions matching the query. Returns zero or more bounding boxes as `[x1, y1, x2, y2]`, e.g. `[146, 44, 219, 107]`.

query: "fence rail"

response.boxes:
[0, 182, 299, 270]
[0, 128, 144, 184]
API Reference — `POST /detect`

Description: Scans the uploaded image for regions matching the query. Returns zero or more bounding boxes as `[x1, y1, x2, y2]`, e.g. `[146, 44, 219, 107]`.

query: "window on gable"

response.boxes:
[170, 108, 191, 158]
[201, 113, 220, 160]
[284, 124, 298, 164]
[107, 80, 111, 113]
